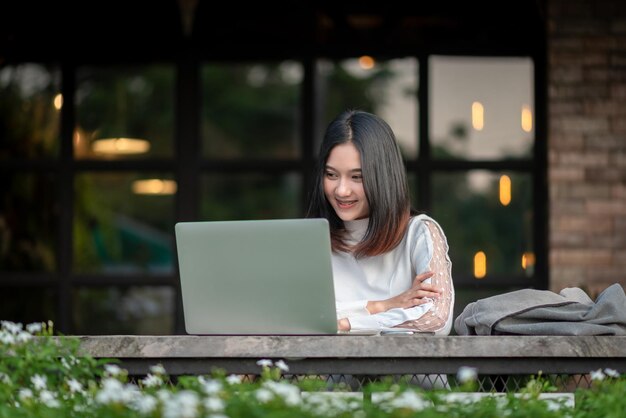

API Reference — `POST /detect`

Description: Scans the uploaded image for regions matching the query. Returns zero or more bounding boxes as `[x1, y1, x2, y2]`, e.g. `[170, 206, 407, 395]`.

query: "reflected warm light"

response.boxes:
[92, 138, 150, 155]
[522, 252, 535, 270]
[474, 251, 487, 279]
[358, 55, 375, 70]
[54, 93, 63, 110]
[73, 130, 82, 147]
[521, 105, 533, 132]
[499, 175, 511, 206]
[132, 179, 177, 195]
[472, 101, 484, 131]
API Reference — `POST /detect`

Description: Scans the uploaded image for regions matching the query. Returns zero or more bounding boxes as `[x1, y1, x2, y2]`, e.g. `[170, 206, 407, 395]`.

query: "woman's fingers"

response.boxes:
[412, 288, 439, 298]
[412, 271, 434, 286]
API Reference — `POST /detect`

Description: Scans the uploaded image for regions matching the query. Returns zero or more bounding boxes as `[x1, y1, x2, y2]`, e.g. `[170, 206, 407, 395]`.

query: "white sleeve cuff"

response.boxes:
[336, 300, 370, 319]
[348, 302, 434, 330]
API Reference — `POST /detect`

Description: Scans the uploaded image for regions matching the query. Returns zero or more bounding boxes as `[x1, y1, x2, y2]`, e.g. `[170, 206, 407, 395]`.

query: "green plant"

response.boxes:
[1, 320, 624, 418]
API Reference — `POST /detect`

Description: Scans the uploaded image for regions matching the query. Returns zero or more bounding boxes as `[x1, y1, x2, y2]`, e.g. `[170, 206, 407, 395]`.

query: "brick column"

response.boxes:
[548, 0, 626, 294]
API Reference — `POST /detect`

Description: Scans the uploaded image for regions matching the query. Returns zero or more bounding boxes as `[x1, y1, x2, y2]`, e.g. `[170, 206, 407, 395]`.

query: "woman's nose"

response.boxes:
[336, 179, 351, 196]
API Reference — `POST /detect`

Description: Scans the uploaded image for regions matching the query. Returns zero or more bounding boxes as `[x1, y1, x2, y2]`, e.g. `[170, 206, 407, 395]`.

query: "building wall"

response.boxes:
[548, 0, 626, 294]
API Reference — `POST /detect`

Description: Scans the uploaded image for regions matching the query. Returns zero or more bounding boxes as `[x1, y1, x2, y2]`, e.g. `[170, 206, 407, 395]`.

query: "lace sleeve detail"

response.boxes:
[397, 220, 454, 333]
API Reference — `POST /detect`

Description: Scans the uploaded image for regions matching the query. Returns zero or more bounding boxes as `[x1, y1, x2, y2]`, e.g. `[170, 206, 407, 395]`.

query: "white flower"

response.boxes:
[39, 390, 60, 408]
[590, 368, 606, 381]
[96, 378, 124, 404]
[0, 372, 11, 385]
[16, 332, 32, 343]
[1, 321, 22, 334]
[26, 322, 43, 334]
[204, 396, 225, 412]
[456, 366, 478, 383]
[275, 360, 289, 372]
[95, 378, 140, 405]
[604, 368, 620, 378]
[0, 331, 16, 345]
[18, 388, 33, 401]
[141, 374, 163, 388]
[150, 364, 167, 375]
[263, 381, 302, 406]
[164, 390, 199, 418]
[157, 389, 173, 402]
[31, 374, 47, 391]
[199, 377, 222, 395]
[67, 378, 83, 394]
[61, 358, 71, 370]
[388, 390, 430, 411]
[255, 388, 274, 403]
[226, 374, 242, 385]
[256, 359, 273, 368]
[133, 394, 158, 414]
[104, 364, 123, 377]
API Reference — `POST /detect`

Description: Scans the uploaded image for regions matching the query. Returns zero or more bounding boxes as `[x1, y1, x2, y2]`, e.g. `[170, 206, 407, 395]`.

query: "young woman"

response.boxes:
[307, 109, 455, 335]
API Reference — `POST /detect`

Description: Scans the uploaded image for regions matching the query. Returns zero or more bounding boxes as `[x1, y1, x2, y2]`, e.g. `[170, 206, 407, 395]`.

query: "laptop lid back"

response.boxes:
[175, 218, 338, 335]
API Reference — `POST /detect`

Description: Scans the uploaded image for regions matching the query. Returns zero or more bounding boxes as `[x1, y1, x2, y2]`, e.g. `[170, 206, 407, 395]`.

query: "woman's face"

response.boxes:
[323, 142, 370, 221]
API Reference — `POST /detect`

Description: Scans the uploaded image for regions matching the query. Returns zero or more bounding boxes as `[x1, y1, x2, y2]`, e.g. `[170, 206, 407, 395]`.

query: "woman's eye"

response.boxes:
[325, 171, 337, 178]
[352, 175, 363, 181]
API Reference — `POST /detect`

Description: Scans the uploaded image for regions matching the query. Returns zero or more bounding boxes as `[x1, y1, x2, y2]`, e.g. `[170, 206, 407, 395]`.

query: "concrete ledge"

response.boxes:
[63, 335, 626, 376]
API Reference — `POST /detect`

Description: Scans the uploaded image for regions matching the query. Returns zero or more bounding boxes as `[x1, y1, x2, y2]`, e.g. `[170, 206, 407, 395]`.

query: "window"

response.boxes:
[0, 54, 544, 334]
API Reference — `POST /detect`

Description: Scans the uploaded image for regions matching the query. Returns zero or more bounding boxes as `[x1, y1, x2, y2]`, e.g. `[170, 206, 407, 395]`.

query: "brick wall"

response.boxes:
[548, 0, 626, 294]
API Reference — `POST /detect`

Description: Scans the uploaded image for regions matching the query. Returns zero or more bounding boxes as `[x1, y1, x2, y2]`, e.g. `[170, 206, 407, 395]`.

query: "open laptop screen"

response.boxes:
[175, 218, 338, 335]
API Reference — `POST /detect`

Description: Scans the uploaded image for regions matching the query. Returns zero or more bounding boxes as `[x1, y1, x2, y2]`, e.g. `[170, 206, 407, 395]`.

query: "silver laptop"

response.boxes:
[175, 218, 339, 335]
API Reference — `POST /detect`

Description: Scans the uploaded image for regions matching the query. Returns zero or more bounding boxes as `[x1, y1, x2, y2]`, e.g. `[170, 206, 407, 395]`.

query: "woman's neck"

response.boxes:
[343, 218, 369, 243]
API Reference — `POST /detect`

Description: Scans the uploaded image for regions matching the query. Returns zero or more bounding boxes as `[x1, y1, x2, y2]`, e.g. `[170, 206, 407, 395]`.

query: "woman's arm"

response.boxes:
[338, 219, 454, 334]
[395, 219, 454, 333]
[365, 271, 440, 314]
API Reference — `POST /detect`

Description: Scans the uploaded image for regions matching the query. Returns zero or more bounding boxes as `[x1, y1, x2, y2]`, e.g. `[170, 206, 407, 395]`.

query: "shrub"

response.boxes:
[0, 320, 624, 418]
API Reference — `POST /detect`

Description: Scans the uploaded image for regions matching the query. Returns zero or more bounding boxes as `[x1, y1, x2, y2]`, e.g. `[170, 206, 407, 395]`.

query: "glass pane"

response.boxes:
[430, 56, 534, 160]
[316, 57, 418, 159]
[0, 287, 56, 325]
[73, 286, 174, 334]
[201, 61, 301, 159]
[201, 173, 301, 220]
[407, 172, 420, 210]
[75, 66, 175, 159]
[431, 171, 533, 279]
[0, 64, 61, 159]
[0, 174, 57, 272]
[74, 172, 176, 274]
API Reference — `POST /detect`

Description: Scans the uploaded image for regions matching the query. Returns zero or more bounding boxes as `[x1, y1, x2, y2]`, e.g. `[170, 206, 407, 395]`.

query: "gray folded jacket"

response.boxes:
[454, 283, 626, 336]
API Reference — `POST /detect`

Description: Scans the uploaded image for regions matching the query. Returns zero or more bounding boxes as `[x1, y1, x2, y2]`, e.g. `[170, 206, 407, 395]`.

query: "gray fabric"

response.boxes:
[454, 283, 626, 336]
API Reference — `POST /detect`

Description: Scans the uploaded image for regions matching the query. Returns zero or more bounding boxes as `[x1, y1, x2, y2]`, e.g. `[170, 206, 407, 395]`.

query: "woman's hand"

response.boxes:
[337, 318, 351, 331]
[366, 271, 440, 314]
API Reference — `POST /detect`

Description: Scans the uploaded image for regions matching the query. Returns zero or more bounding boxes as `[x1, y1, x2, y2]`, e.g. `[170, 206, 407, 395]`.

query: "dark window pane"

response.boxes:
[430, 56, 534, 160]
[407, 172, 421, 210]
[0, 287, 56, 325]
[74, 172, 175, 274]
[201, 62, 301, 159]
[432, 171, 534, 279]
[0, 174, 57, 272]
[201, 173, 300, 220]
[75, 66, 175, 159]
[72, 286, 174, 334]
[0, 64, 61, 159]
[316, 57, 418, 159]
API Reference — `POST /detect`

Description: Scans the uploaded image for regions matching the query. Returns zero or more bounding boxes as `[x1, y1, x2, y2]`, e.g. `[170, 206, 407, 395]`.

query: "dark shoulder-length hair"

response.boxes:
[306, 109, 411, 258]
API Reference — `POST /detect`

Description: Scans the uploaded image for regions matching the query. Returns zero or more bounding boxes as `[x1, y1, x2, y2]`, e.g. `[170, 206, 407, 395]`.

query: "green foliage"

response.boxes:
[1, 320, 625, 417]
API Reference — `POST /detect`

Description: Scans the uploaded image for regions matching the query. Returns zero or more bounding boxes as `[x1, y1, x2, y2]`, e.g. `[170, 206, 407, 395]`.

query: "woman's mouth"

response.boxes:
[336, 199, 357, 209]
